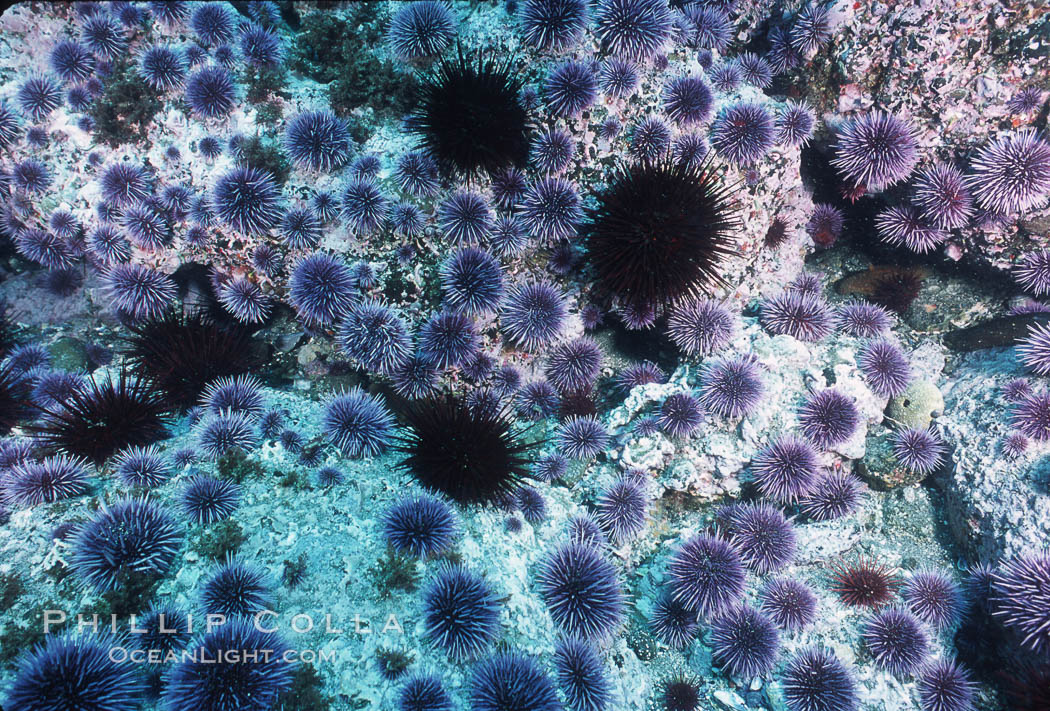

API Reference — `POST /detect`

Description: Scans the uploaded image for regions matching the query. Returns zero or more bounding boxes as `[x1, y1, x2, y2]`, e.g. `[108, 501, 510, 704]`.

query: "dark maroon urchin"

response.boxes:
[718, 502, 797, 575]
[799, 470, 864, 521]
[837, 301, 892, 338]
[867, 267, 924, 315]
[857, 339, 912, 398]
[759, 577, 818, 631]
[760, 292, 833, 342]
[699, 355, 764, 419]
[649, 591, 700, 648]
[911, 162, 974, 230]
[582, 158, 737, 312]
[658, 392, 703, 438]
[798, 389, 860, 450]
[862, 607, 930, 677]
[667, 533, 746, 618]
[831, 111, 919, 194]
[831, 557, 900, 608]
[990, 552, 1050, 655]
[662, 676, 700, 711]
[395, 395, 535, 506]
[406, 49, 531, 181]
[666, 299, 736, 357]
[892, 427, 946, 475]
[764, 216, 789, 249]
[902, 568, 962, 631]
[710, 102, 775, 166]
[751, 434, 820, 504]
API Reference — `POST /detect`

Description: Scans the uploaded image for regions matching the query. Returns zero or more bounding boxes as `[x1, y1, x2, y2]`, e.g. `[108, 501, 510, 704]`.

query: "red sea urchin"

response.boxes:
[582, 158, 737, 312]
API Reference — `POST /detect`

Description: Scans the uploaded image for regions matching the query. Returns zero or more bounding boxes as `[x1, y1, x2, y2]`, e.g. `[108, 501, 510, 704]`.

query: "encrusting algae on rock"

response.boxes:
[0, 1, 1048, 710]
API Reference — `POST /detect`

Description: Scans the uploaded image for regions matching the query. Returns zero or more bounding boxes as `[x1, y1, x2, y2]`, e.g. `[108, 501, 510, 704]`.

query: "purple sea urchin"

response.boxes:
[184, 65, 236, 119]
[832, 111, 919, 193]
[519, 0, 588, 52]
[760, 577, 817, 631]
[781, 647, 859, 711]
[520, 177, 583, 241]
[341, 178, 389, 235]
[876, 205, 947, 254]
[595, 477, 648, 543]
[323, 387, 395, 458]
[284, 110, 352, 172]
[719, 502, 797, 574]
[966, 129, 1050, 215]
[710, 102, 775, 166]
[103, 263, 176, 320]
[776, 100, 816, 147]
[658, 392, 703, 438]
[557, 415, 610, 459]
[917, 659, 976, 711]
[699, 356, 764, 419]
[862, 607, 930, 676]
[912, 162, 973, 229]
[991, 552, 1050, 654]
[180, 474, 240, 524]
[837, 301, 892, 337]
[501, 281, 568, 351]
[761, 292, 833, 341]
[383, 494, 458, 558]
[710, 604, 780, 679]
[545, 60, 598, 117]
[751, 435, 819, 503]
[903, 568, 962, 630]
[663, 75, 714, 126]
[892, 427, 945, 475]
[388, 1, 456, 60]
[470, 652, 560, 711]
[537, 541, 625, 641]
[858, 339, 912, 398]
[598, 57, 639, 98]
[212, 166, 281, 235]
[593, 0, 673, 60]
[667, 533, 746, 618]
[288, 253, 356, 326]
[800, 470, 863, 521]
[553, 637, 611, 711]
[424, 563, 501, 660]
[798, 389, 860, 450]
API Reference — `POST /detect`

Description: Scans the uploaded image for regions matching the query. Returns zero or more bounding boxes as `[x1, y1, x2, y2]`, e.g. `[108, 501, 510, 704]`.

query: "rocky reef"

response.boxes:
[0, 1, 1048, 711]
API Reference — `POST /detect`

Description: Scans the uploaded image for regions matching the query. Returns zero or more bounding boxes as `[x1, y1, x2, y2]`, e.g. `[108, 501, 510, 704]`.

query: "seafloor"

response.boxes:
[0, 1, 1048, 710]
